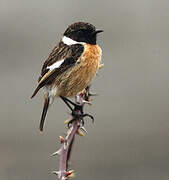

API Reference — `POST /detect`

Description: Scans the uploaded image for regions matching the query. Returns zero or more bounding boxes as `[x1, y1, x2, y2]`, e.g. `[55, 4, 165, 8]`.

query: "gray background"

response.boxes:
[1, 0, 169, 179]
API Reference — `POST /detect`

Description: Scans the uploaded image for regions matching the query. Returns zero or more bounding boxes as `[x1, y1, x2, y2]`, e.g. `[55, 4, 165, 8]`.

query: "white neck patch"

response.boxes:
[62, 36, 79, 45]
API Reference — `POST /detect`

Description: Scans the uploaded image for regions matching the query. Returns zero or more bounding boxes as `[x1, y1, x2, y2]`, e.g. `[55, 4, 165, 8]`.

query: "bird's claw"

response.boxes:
[67, 111, 94, 128]
[82, 114, 94, 123]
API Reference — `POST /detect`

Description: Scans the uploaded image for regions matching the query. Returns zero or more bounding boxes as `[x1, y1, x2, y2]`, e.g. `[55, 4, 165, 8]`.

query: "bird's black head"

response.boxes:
[63, 22, 103, 45]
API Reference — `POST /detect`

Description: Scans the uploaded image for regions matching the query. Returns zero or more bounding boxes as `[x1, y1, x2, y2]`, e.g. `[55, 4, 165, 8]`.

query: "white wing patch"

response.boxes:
[47, 36, 83, 70]
[47, 59, 64, 70]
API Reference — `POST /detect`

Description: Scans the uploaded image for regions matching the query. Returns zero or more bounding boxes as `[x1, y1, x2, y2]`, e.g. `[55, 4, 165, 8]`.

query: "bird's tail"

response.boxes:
[39, 94, 50, 131]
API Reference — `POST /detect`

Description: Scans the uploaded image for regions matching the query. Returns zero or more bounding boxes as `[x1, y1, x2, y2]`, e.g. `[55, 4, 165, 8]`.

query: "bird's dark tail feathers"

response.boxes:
[31, 84, 42, 99]
[39, 94, 50, 131]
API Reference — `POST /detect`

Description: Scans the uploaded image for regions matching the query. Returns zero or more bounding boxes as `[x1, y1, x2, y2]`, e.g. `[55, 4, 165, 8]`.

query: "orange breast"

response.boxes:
[56, 44, 102, 97]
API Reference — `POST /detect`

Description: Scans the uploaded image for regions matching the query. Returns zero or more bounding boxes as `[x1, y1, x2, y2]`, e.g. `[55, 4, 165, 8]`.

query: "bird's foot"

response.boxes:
[60, 87, 95, 128]
[66, 103, 94, 128]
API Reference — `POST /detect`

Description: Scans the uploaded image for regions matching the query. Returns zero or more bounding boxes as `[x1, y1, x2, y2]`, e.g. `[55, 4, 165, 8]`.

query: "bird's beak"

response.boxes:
[92, 29, 103, 35]
[95, 29, 104, 34]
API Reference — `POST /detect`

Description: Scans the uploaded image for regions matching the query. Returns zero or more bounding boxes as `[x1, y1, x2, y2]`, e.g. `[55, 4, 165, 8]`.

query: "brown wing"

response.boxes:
[31, 42, 84, 98]
[40, 42, 69, 77]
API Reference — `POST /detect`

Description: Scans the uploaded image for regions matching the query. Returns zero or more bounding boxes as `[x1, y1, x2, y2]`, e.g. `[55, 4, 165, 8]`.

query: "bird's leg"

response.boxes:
[60, 96, 81, 112]
[60, 95, 83, 115]
[60, 96, 74, 112]
[60, 96, 80, 107]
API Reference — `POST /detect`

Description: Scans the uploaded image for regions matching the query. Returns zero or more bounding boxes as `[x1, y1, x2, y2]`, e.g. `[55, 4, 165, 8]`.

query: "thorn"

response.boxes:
[99, 63, 104, 69]
[80, 126, 88, 134]
[52, 171, 61, 178]
[82, 100, 92, 105]
[61, 177, 67, 180]
[65, 170, 75, 178]
[64, 141, 68, 150]
[59, 136, 65, 143]
[50, 149, 61, 156]
[67, 173, 75, 179]
[89, 92, 98, 97]
[52, 171, 59, 175]
[77, 129, 85, 136]
[64, 117, 73, 124]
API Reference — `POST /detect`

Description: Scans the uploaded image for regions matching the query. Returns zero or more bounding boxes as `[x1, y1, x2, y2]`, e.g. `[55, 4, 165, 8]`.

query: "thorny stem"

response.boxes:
[52, 91, 91, 180]
[59, 115, 80, 179]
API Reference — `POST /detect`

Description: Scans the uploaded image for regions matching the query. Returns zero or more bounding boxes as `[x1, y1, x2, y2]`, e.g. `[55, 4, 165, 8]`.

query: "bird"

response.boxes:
[31, 22, 103, 131]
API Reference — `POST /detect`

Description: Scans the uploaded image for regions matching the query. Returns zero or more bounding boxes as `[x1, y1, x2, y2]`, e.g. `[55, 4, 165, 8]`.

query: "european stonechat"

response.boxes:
[31, 22, 103, 131]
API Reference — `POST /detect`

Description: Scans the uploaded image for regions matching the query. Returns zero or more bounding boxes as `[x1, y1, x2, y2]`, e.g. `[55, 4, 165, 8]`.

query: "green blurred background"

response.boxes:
[1, 0, 169, 179]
